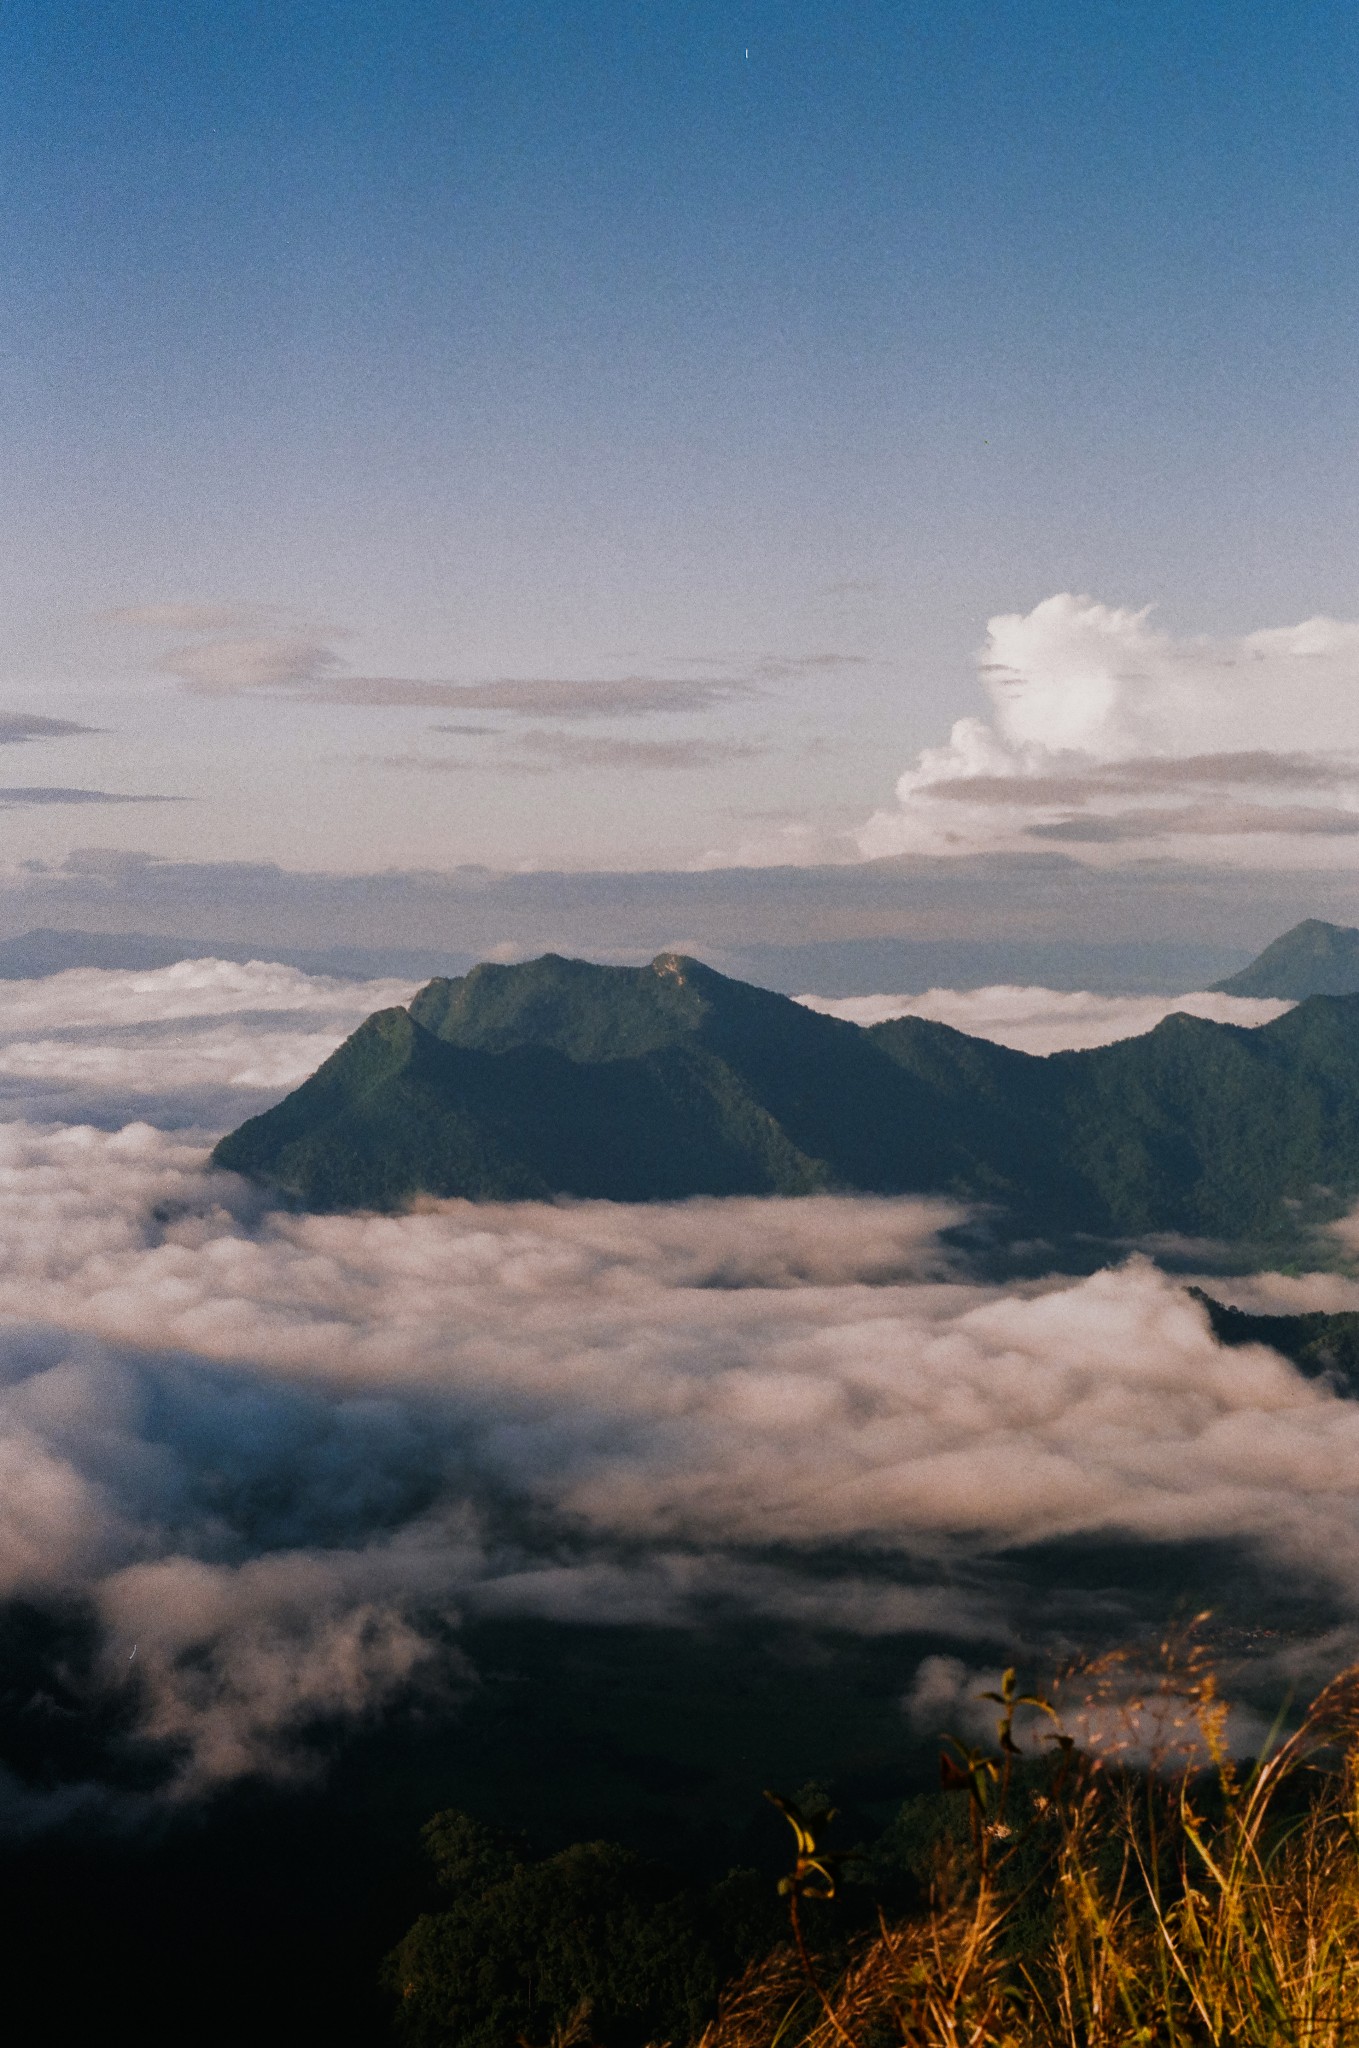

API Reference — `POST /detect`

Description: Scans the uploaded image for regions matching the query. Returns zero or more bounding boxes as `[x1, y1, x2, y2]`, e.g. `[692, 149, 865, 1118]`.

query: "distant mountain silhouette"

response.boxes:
[1214, 919, 1359, 998]
[0, 926, 1253, 993]
[213, 949, 1359, 1247]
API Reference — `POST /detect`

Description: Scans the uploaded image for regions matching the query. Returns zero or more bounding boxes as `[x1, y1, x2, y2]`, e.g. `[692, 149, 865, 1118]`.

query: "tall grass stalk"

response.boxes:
[704, 1644, 1359, 2048]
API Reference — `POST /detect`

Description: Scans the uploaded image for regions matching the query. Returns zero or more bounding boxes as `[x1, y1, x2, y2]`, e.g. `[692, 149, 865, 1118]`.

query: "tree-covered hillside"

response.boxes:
[213, 950, 1359, 1245]
[1191, 1288, 1359, 1390]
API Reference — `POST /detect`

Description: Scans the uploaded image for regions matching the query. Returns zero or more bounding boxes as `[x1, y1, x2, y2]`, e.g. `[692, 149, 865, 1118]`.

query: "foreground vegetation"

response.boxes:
[392, 1640, 1359, 2048]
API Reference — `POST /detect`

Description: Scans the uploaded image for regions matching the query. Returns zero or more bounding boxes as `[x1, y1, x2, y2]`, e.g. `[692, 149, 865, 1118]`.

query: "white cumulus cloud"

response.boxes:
[860, 595, 1359, 863]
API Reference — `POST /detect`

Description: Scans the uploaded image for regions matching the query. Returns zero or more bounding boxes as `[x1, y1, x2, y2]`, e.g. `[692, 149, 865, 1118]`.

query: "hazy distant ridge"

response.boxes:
[1214, 918, 1359, 998]
[0, 927, 477, 983]
[0, 926, 1252, 996]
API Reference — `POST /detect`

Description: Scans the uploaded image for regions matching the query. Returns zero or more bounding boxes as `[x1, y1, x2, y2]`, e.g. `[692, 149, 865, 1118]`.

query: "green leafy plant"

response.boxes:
[386, 1812, 780, 2048]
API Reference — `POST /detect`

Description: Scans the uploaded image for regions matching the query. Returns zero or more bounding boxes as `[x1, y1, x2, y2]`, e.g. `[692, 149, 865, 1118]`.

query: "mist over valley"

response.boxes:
[0, 944, 1356, 1793]
[0, 923, 1352, 2041]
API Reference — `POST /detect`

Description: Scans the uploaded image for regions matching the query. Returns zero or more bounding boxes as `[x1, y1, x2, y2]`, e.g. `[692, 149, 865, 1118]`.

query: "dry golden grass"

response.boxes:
[699, 1638, 1359, 2048]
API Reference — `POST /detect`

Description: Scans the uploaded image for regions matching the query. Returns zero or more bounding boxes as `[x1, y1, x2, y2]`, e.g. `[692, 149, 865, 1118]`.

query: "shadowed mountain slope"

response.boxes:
[213, 951, 1359, 1243]
[1191, 1290, 1359, 1394]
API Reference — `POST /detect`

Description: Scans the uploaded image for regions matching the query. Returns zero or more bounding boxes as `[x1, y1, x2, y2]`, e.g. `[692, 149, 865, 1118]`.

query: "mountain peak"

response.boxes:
[406, 949, 721, 1063]
[651, 951, 692, 983]
[1213, 919, 1359, 997]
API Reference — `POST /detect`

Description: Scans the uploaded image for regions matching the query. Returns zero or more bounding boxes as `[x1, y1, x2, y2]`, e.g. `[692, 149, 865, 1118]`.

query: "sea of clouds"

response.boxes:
[1, 959, 1356, 1812]
[0, 957, 418, 1129]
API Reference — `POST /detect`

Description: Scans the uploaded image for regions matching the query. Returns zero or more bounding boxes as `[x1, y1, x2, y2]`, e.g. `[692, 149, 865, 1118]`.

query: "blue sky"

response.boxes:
[4, 0, 1359, 885]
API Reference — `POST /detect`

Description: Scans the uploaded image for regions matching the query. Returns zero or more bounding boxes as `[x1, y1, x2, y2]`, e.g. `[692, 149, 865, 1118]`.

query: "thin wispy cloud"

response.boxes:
[0, 716, 102, 746]
[156, 635, 344, 693]
[930, 753, 1358, 806]
[404, 731, 767, 773]
[118, 612, 865, 721]
[1033, 804, 1359, 842]
[155, 635, 757, 717]
[0, 788, 183, 808]
[733, 652, 870, 681]
[2, 844, 1345, 989]
[103, 603, 287, 632]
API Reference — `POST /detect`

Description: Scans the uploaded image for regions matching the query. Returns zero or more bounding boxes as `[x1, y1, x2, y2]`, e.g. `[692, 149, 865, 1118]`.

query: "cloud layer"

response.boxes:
[0, 716, 100, 746]
[0, 958, 417, 1127]
[5, 843, 1350, 989]
[861, 596, 1359, 865]
[409, 729, 767, 773]
[0, 788, 181, 808]
[135, 621, 829, 720]
[0, 1116, 1358, 1798]
[107, 609, 867, 748]
[0, 962, 1354, 1807]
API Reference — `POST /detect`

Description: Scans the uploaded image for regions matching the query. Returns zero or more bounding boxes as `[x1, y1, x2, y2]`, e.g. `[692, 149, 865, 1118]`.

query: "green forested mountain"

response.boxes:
[212, 950, 1359, 1244]
[1214, 918, 1359, 997]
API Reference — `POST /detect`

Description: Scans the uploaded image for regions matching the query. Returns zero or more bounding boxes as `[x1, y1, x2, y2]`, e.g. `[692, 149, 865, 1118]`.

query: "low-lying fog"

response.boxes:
[0, 959, 1351, 1817]
[799, 986, 1293, 1053]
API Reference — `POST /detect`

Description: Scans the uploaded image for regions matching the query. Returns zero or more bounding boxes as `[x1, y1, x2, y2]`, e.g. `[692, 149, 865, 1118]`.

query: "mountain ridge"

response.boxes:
[213, 948, 1359, 1247]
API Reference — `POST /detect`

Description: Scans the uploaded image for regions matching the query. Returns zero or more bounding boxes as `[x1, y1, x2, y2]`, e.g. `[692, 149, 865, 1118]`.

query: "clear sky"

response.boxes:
[5, 0, 1359, 896]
